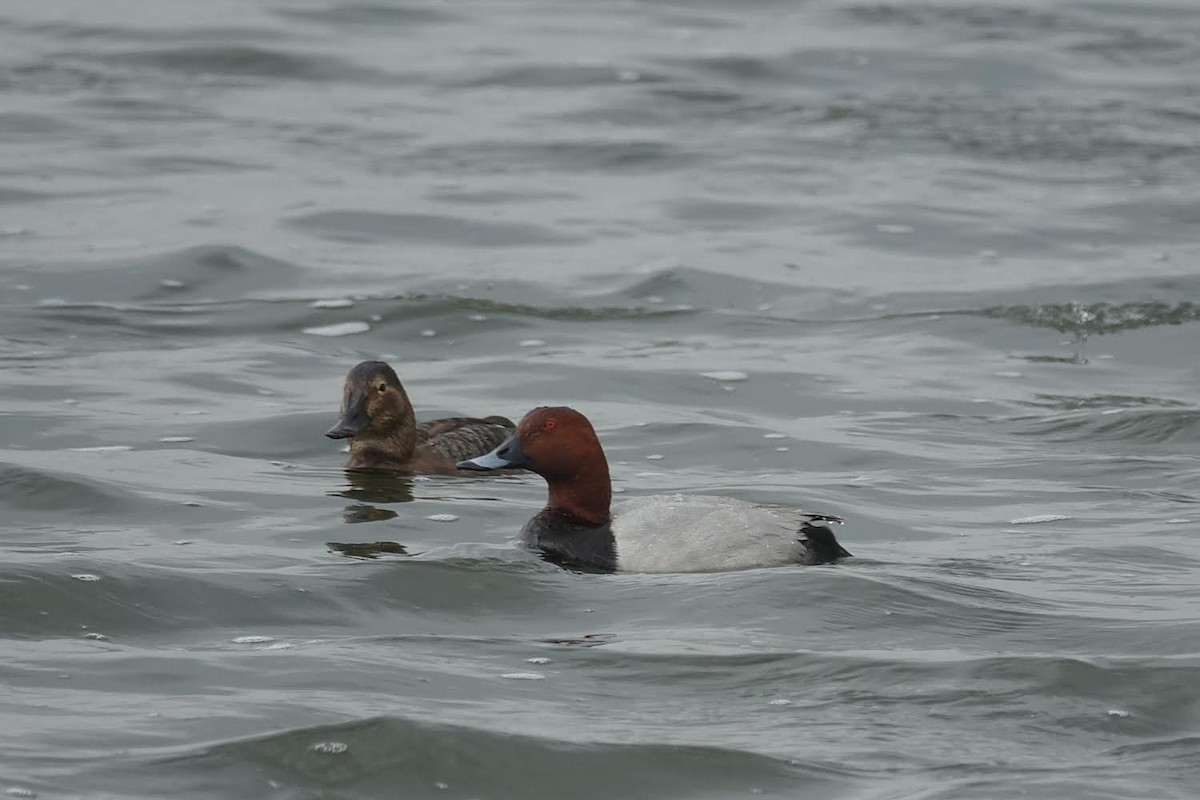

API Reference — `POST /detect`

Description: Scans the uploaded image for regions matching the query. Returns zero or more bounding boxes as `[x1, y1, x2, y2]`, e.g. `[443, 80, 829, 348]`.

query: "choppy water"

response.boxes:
[3, 1, 1200, 798]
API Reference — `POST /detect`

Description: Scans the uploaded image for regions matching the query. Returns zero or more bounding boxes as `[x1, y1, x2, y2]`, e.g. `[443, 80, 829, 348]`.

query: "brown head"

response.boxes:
[457, 406, 612, 524]
[325, 361, 417, 458]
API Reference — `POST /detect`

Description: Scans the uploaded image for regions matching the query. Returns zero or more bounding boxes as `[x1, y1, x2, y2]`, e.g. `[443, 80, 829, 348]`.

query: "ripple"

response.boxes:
[279, 3, 459, 29]
[983, 301, 1200, 335]
[287, 210, 582, 247]
[412, 137, 698, 175]
[7, 244, 304, 306]
[132, 154, 265, 175]
[447, 63, 662, 90]
[841, 2, 1073, 37]
[1016, 407, 1200, 445]
[92, 45, 394, 84]
[0, 185, 58, 205]
[0, 464, 134, 514]
[0, 111, 84, 142]
[170, 716, 853, 798]
[0, 564, 345, 639]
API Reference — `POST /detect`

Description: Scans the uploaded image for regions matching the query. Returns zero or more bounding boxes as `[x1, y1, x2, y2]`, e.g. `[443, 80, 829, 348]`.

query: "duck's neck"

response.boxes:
[545, 453, 611, 526]
[348, 395, 417, 464]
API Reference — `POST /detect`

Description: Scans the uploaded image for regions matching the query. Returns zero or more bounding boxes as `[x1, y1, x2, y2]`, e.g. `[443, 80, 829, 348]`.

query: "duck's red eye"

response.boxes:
[543, 419, 557, 431]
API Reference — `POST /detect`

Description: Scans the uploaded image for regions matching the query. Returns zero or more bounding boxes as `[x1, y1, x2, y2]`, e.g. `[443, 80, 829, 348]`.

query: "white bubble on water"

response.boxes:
[71, 574, 101, 582]
[1008, 514, 1071, 525]
[700, 370, 749, 382]
[309, 298, 354, 309]
[232, 635, 275, 645]
[526, 657, 552, 665]
[427, 514, 459, 522]
[501, 672, 545, 680]
[302, 321, 369, 337]
[309, 741, 348, 754]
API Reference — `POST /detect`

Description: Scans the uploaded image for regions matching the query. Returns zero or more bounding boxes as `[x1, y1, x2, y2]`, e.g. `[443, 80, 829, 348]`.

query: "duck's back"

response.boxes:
[417, 415, 515, 462]
[610, 494, 842, 573]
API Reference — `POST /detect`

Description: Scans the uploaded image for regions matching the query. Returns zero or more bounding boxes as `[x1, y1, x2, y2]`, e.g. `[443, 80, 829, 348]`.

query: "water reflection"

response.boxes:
[327, 540, 409, 559]
[342, 504, 398, 523]
[330, 469, 416, 504]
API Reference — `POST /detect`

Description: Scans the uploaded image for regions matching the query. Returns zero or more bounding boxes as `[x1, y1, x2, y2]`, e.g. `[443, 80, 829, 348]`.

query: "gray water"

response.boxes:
[3, 1, 1200, 798]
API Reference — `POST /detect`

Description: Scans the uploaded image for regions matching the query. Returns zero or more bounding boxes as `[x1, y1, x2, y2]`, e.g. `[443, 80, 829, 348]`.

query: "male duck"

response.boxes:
[326, 360, 514, 473]
[458, 406, 852, 573]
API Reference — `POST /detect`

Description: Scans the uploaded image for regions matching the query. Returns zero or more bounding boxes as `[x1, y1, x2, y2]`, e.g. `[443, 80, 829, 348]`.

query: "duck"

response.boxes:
[325, 360, 515, 473]
[457, 406, 852, 573]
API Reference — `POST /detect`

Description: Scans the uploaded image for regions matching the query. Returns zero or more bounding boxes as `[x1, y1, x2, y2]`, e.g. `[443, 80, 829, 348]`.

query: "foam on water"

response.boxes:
[302, 321, 370, 337]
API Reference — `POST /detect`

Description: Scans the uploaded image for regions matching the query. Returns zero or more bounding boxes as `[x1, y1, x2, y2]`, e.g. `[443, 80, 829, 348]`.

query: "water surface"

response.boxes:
[3, 1, 1200, 798]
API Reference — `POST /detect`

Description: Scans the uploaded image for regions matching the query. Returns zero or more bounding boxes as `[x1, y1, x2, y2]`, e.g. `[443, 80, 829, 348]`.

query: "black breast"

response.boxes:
[521, 510, 617, 574]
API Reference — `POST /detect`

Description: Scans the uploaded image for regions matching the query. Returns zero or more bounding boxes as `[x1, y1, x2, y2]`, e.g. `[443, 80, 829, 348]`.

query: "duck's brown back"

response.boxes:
[416, 415, 515, 463]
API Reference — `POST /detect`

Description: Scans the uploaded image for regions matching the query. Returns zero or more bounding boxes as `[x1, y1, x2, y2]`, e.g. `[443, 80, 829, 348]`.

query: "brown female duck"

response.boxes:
[325, 360, 514, 473]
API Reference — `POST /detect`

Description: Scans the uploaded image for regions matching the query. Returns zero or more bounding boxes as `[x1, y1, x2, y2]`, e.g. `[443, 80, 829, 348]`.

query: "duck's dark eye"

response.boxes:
[377, 382, 388, 393]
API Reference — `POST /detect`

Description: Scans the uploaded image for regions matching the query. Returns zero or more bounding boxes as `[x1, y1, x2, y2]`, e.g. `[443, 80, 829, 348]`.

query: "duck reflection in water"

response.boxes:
[327, 460, 416, 558]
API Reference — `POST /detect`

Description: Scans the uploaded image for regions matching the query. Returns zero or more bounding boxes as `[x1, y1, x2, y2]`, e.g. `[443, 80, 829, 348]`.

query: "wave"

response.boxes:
[165, 715, 854, 799]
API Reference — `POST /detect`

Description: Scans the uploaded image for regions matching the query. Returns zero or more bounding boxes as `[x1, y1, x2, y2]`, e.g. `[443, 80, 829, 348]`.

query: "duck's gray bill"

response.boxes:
[456, 434, 527, 471]
[325, 391, 369, 439]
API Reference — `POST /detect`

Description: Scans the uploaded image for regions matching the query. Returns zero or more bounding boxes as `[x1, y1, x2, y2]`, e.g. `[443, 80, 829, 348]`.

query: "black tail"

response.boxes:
[800, 521, 852, 565]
